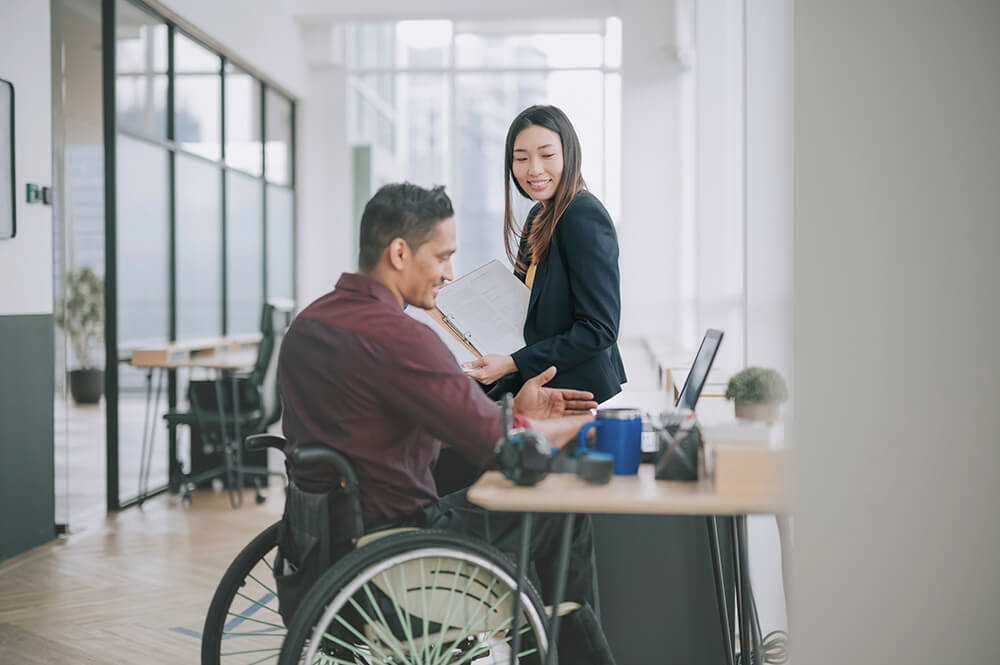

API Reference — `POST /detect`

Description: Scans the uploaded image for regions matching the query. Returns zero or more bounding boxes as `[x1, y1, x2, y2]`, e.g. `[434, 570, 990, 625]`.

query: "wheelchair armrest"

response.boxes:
[292, 446, 360, 488]
[245, 433, 286, 453]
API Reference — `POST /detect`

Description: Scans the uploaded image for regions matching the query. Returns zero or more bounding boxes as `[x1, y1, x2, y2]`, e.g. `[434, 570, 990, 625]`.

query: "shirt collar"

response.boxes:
[335, 272, 402, 309]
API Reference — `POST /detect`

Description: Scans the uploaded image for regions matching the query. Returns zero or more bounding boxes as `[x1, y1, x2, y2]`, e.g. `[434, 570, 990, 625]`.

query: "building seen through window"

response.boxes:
[347, 19, 621, 274]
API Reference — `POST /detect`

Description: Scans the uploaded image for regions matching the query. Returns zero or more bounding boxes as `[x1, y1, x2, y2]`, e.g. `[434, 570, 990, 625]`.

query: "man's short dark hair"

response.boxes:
[358, 183, 454, 270]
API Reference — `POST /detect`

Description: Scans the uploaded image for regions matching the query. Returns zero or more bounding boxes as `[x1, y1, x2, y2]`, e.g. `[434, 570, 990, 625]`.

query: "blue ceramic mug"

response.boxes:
[576, 408, 643, 475]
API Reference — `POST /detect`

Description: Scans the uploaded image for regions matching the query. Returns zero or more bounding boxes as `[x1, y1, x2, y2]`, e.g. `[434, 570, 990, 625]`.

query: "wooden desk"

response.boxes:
[468, 464, 783, 516]
[468, 461, 786, 665]
[134, 350, 258, 371]
[128, 343, 258, 508]
[129, 335, 260, 367]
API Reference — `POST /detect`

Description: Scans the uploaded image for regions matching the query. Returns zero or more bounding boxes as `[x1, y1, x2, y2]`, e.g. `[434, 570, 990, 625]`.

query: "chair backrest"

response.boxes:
[257, 299, 294, 430]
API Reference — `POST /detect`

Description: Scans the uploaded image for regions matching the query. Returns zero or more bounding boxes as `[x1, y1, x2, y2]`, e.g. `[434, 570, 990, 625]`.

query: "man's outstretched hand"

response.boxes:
[512, 366, 597, 419]
[526, 414, 594, 449]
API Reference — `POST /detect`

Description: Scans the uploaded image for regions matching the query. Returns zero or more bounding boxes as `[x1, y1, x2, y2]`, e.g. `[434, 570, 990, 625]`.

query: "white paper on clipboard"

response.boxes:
[433, 260, 530, 357]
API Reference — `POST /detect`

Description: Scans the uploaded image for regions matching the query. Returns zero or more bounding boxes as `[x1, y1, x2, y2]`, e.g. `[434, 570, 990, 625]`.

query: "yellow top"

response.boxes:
[525, 262, 538, 290]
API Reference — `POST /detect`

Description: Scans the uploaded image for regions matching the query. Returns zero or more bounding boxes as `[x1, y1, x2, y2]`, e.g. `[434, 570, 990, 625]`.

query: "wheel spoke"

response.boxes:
[220, 646, 282, 657]
[241, 650, 282, 665]
[378, 567, 421, 662]
[358, 580, 411, 663]
[299, 540, 549, 665]
[235, 589, 281, 615]
[225, 611, 286, 631]
[247, 571, 279, 597]
[425, 559, 469, 665]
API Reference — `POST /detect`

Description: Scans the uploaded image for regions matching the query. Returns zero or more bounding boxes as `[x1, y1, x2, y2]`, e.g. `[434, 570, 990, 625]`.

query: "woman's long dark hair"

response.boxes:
[503, 105, 587, 274]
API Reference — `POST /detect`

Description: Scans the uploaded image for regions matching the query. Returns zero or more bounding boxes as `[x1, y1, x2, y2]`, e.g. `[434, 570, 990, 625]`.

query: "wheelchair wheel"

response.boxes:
[202, 522, 285, 665]
[279, 530, 550, 665]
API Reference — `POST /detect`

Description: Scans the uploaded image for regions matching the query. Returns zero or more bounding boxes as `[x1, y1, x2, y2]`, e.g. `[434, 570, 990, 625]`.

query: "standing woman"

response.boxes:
[463, 105, 627, 403]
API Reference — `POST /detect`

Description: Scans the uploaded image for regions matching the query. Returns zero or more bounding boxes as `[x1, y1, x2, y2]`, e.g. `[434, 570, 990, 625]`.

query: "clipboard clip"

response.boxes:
[441, 314, 474, 345]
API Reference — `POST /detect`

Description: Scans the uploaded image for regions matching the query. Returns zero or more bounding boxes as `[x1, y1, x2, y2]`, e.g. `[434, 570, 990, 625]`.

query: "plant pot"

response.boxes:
[69, 368, 104, 405]
[734, 401, 780, 424]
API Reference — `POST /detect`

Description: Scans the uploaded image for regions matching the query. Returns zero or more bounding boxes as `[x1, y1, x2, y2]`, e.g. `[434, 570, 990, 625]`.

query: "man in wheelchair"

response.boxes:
[277, 183, 615, 664]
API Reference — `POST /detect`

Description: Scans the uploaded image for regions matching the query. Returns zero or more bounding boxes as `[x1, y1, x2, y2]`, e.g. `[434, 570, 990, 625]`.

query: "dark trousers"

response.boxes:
[419, 489, 616, 665]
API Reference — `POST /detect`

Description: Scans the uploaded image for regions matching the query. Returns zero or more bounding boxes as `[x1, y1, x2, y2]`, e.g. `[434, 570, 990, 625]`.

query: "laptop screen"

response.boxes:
[675, 329, 724, 410]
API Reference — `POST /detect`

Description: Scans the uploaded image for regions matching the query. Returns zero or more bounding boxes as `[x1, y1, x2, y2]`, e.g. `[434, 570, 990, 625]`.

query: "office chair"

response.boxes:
[166, 300, 293, 506]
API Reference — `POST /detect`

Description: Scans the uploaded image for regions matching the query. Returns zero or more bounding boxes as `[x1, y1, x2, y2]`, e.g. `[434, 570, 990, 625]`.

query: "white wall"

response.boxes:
[0, 0, 53, 316]
[793, 1, 1000, 662]
[616, 0, 687, 345]
[297, 24, 353, 304]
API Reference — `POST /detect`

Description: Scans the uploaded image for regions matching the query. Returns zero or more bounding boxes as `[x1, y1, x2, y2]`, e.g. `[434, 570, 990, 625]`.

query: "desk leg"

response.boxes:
[732, 516, 756, 665]
[708, 517, 736, 665]
[137, 368, 163, 506]
[510, 512, 533, 665]
[138, 368, 153, 505]
[543, 513, 576, 665]
[229, 370, 243, 502]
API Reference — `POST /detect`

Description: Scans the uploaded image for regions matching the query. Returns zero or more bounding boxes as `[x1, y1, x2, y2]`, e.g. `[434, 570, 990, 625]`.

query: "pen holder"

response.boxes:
[653, 410, 702, 482]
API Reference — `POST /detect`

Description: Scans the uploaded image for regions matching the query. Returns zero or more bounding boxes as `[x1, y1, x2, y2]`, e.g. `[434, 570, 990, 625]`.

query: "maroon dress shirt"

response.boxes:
[278, 273, 505, 522]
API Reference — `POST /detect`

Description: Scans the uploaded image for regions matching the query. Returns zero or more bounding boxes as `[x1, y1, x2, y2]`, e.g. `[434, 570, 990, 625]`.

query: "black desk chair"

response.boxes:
[166, 300, 293, 506]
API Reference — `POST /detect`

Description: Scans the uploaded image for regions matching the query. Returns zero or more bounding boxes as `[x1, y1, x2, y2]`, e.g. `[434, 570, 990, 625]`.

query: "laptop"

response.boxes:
[674, 328, 725, 410]
[640, 329, 725, 456]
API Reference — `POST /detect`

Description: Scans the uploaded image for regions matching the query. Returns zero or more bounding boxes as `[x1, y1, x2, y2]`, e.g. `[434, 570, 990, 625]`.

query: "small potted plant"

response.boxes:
[56, 267, 105, 405]
[724, 366, 788, 424]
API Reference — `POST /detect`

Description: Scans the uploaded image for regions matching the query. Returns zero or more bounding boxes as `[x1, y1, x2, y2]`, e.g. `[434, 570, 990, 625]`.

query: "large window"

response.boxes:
[347, 19, 621, 274]
[111, 0, 296, 508]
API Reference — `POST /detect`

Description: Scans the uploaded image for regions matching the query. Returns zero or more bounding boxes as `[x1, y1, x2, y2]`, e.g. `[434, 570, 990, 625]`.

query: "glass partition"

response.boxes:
[174, 33, 222, 161]
[52, 0, 108, 527]
[102, 0, 296, 510]
[265, 89, 293, 185]
[175, 153, 223, 338]
[266, 184, 294, 301]
[226, 170, 264, 333]
[115, 134, 170, 506]
[225, 64, 263, 176]
[115, 0, 167, 139]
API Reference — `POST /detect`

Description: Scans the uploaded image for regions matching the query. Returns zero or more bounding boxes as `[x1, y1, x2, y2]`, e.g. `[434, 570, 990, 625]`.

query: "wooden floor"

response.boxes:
[0, 488, 284, 664]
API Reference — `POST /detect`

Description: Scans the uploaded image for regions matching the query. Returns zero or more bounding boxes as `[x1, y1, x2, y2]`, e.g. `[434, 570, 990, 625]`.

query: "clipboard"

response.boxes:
[427, 260, 530, 359]
[426, 307, 481, 358]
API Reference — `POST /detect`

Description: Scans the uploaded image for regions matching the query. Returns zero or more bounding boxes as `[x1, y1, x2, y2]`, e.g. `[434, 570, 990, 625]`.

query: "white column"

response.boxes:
[745, 0, 793, 376]
[297, 23, 352, 305]
[743, 0, 795, 640]
[694, 0, 745, 369]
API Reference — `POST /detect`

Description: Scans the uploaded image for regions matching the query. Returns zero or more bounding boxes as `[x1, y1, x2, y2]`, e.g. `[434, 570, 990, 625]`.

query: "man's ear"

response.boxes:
[386, 237, 410, 271]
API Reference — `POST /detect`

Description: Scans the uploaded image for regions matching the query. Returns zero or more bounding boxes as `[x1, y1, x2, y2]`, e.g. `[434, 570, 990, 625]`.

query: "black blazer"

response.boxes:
[508, 191, 627, 403]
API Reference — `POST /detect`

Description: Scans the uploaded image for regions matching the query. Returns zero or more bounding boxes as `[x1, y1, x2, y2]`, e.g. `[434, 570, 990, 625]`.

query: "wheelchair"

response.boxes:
[202, 433, 552, 665]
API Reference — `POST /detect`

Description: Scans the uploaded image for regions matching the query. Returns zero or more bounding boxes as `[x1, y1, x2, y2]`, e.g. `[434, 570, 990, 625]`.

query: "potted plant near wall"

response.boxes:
[724, 366, 788, 424]
[56, 267, 105, 405]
